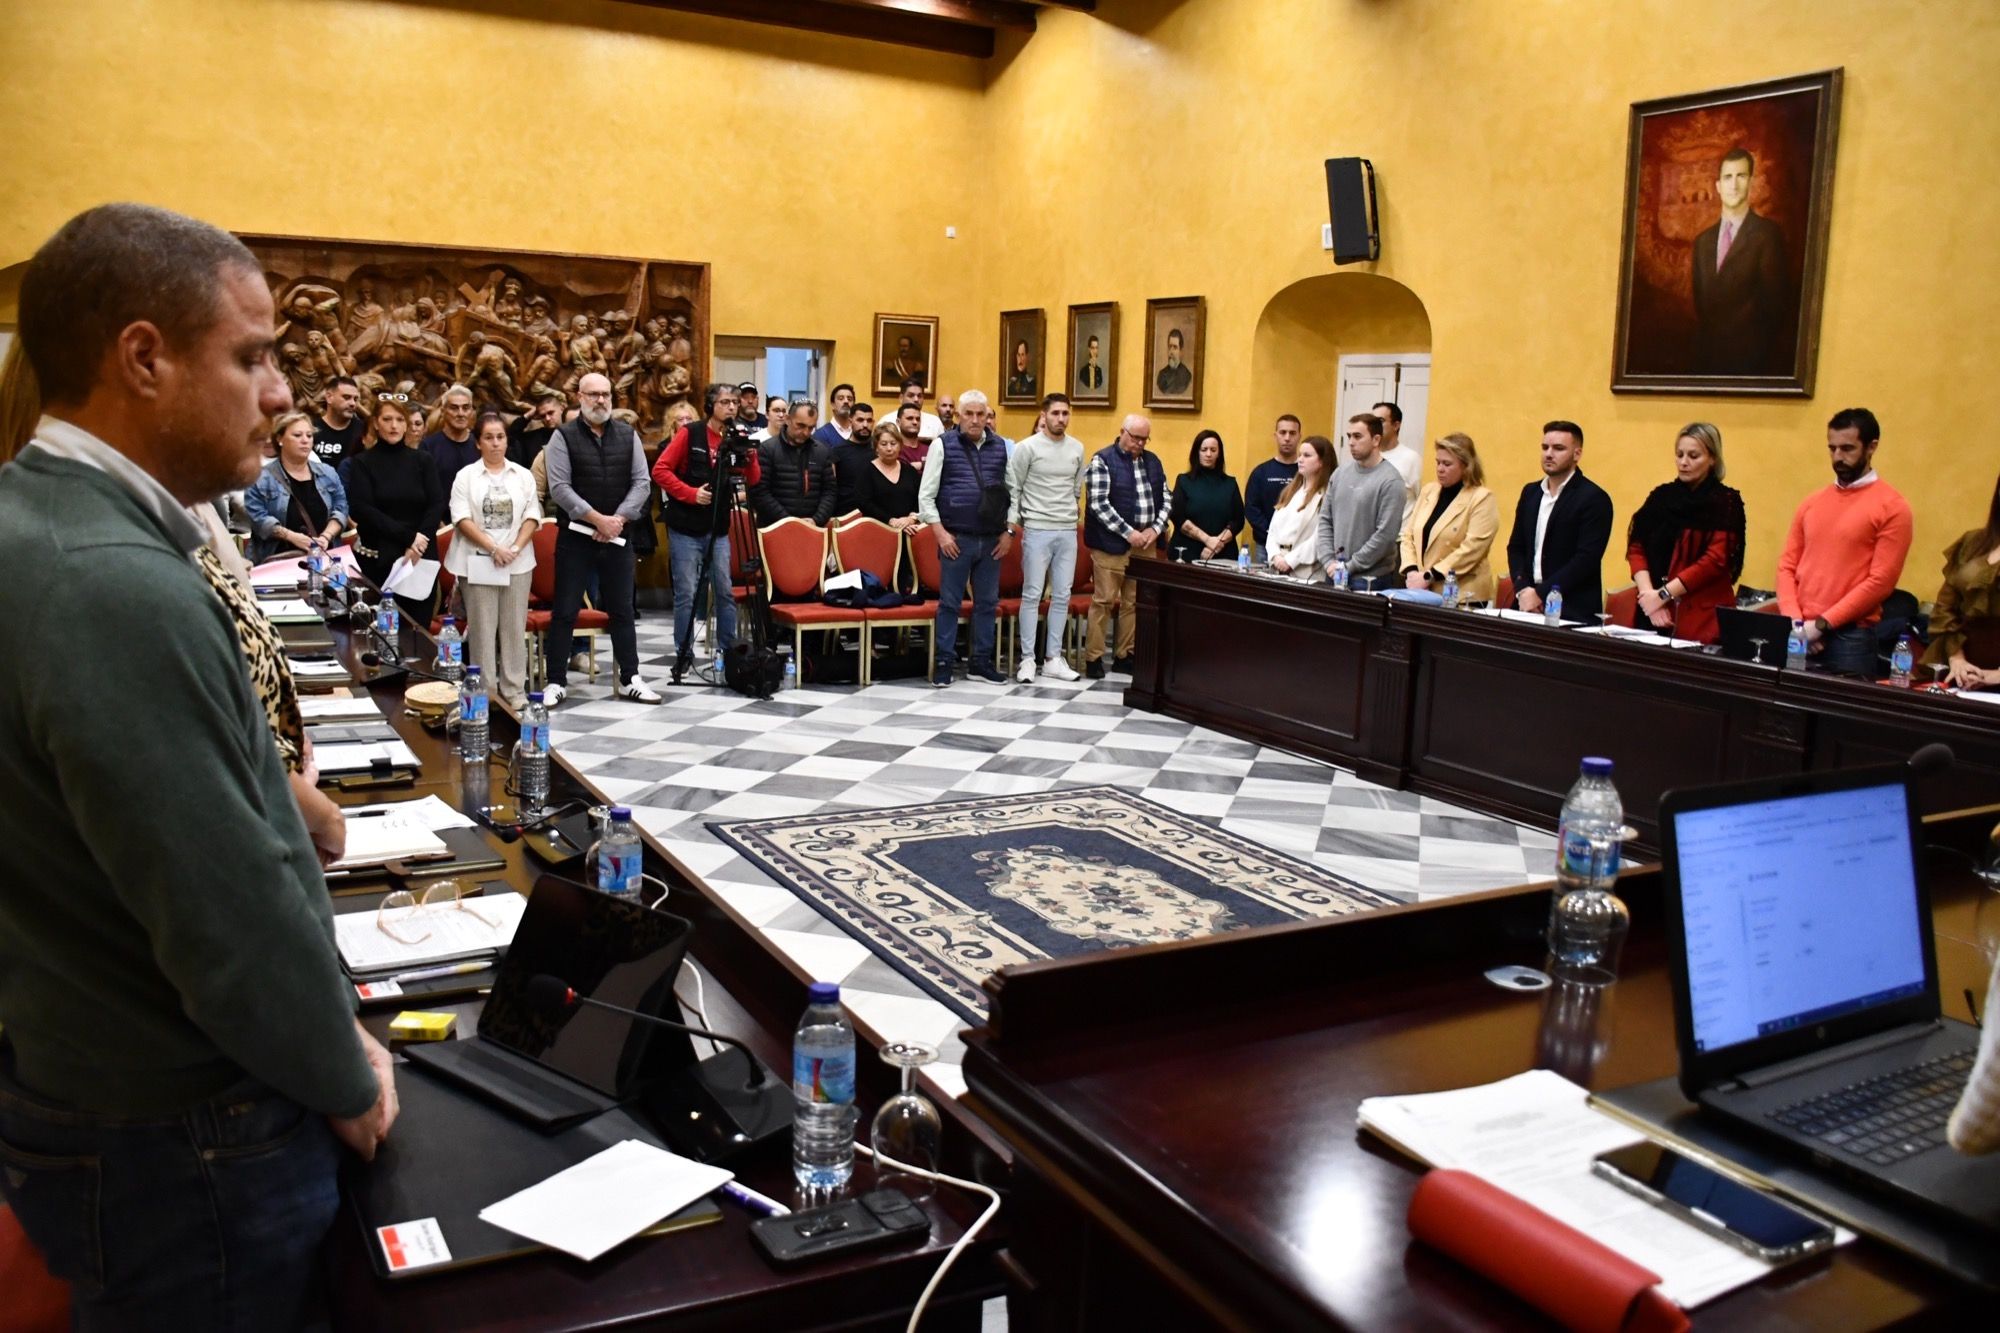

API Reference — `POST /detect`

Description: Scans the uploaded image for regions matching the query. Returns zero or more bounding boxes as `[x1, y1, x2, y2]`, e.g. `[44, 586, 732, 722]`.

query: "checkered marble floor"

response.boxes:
[548, 620, 1559, 1097]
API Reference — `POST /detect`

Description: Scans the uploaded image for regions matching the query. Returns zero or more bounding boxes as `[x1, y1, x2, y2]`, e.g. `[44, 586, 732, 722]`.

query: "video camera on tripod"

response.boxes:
[670, 420, 787, 697]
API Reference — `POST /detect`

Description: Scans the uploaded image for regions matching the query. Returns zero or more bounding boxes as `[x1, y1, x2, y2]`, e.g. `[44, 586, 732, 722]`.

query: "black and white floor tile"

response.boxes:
[548, 621, 1559, 1098]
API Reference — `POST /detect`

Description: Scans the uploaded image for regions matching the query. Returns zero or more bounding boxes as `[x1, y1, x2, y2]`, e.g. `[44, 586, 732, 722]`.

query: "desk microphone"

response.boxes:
[1908, 743, 1955, 779]
[526, 973, 766, 1086]
[358, 650, 449, 684]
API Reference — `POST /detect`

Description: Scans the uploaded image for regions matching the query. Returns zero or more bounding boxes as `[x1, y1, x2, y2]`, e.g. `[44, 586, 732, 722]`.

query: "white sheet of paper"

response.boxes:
[464, 551, 515, 587]
[329, 820, 448, 870]
[314, 740, 421, 774]
[567, 520, 626, 547]
[287, 656, 351, 677]
[342, 794, 477, 832]
[1357, 1070, 1851, 1309]
[298, 696, 380, 721]
[1951, 689, 2000, 707]
[260, 598, 321, 623]
[334, 891, 526, 972]
[1574, 625, 1703, 649]
[478, 1140, 732, 1262]
[382, 556, 441, 600]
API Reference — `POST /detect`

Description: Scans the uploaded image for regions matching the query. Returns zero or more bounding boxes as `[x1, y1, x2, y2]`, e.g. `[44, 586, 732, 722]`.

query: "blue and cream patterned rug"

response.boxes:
[710, 786, 1399, 1020]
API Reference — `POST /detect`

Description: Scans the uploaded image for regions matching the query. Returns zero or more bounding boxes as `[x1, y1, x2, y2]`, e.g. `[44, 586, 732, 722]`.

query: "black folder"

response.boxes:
[346, 1063, 721, 1279]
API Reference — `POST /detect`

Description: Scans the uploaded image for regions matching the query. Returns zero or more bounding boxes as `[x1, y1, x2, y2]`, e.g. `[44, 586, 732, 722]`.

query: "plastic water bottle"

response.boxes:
[792, 982, 857, 1198]
[1890, 635, 1914, 687]
[783, 657, 798, 692]
[1786, 618, 1809, 669]
[326, 560, 348, 601]
[515, 691, 551, 812]
[1238, 547, 1252, 575]
[376, 595, 400, 643]
[1549, 758, 1628, 969]
[1544, 585, 1564, 626]
[305, 541, 325, 598]
[595, 807, 642, 901]
[1332, 548, 1350, 591]
[436, 616, 466, 684]
[1442, 570, 1460, 609]
[458, 665, 488, 762]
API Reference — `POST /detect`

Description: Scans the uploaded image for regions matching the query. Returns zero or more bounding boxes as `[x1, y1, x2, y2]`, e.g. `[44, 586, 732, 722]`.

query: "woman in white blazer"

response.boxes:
[447, 411, 543, 708]
[1398, 431, 1498, 604]
[1265, 435, 1335, 581]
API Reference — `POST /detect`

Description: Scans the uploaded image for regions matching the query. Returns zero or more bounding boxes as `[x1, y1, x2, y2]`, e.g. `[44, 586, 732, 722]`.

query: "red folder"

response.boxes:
[1408, 1169, 1688, 1333]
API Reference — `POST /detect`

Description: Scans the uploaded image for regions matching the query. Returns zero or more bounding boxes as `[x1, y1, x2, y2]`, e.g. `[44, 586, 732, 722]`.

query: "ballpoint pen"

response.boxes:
[718, 1181, 791, 1217]
[385, 960, 491, 985]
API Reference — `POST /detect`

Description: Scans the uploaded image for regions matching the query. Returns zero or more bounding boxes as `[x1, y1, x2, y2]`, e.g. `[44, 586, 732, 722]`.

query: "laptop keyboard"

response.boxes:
[1768, 1050, 1975, 1166]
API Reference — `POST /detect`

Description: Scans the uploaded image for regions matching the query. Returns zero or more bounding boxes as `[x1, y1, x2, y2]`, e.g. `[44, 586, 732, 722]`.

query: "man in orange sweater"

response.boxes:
[1776, 407, 1914, 676]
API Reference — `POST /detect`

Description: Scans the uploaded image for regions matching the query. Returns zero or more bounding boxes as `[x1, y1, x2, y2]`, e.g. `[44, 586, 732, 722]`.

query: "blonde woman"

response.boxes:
[1266, 435, 1334, 580]
[1399, 432, 1499, 603]
[244, 411, 349, 560]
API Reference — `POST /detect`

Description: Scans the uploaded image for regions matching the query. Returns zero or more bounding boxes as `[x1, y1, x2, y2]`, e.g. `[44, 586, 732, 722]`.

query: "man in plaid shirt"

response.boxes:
[1083, 415, 1167, 678]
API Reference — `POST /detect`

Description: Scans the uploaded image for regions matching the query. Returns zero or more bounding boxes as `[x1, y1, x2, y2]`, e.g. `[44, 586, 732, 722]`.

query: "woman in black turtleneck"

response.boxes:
[345, 396, 445, 622]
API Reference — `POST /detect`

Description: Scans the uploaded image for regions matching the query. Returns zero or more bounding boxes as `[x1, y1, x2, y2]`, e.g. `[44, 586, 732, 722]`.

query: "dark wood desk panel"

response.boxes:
[963, 810, 2000, 1331]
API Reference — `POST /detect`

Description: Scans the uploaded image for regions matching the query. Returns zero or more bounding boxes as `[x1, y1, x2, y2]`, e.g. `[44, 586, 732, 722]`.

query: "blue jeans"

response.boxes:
[936, 532, 1001, 670]
[1815, 623, 1879, 677]
[670, 528, 736, 662]
[0, 1059, 342, 1330]
[1018, 527, 1076, 665]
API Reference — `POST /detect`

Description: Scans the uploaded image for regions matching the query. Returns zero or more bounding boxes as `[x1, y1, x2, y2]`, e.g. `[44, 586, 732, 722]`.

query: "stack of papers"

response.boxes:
[261, 599, 323, 624]
[329, 820, 448, 871]
[1575, 625, 1704, 649]
[316, 740, 421, 774]
[300, 695, 381, 722]
[334, 891, 526, 972]
[1358, 1070, 1848, 1307]
[343, 794, 478, 832]
[288, 656, 351, 678]
[478, 1140, 732, 1261]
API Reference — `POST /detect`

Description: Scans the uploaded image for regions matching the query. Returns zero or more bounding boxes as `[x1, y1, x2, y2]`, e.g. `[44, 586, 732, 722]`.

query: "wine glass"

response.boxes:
[870, 1042, 942, 1202]
[1594, 612, 1615, 637]
[1922, 662, 1952, 693]
[1748, 636, 1770, 667]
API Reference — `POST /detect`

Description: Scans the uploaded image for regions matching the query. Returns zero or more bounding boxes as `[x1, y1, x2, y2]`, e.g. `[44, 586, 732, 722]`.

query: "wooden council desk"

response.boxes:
[961, 809, 2000, 1331]
[1126, 560, 2000, 851]
[290, 607, 1004, 1331]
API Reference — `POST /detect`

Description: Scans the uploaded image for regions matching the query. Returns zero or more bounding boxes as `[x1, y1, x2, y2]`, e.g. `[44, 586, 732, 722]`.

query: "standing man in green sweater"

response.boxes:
[1006, 391, 1087, 682]
[0, 203, 397, 1328]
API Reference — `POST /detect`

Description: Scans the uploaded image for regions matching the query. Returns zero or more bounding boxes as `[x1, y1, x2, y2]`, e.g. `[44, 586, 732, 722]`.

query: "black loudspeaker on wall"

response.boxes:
[1325, 157, 1379, 264]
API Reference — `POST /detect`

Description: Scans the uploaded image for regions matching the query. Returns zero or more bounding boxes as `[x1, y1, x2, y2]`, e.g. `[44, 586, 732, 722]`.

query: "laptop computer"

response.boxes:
[1713, 605, 1794, 666]
[401, 874, 696, 1128]
[1658, 767, 2000, 1234]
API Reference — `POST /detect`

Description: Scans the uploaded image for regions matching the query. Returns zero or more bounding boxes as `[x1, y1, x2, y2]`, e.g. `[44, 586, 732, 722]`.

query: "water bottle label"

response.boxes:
[461, 694, 487, 723]
[1561, 828, 1619, 879]
[441, 642, 462, 666]
[598, 847, 641, 897]
[522, 722, 549, 752]
[794, 1049, 855, 1105]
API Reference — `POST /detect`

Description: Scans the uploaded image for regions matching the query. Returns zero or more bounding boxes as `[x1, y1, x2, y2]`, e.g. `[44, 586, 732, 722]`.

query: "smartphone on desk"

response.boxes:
[1592, 1141, 1835, 1264]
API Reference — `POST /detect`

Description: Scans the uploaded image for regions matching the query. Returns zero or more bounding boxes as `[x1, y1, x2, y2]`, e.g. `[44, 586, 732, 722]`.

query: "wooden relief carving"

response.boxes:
[240, 234, 710, 442]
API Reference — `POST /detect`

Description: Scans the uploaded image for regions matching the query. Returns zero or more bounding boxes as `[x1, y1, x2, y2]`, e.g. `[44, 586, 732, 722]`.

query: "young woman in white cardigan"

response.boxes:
[1265, 435, 1334, 581]
[447, 411, 543, 709]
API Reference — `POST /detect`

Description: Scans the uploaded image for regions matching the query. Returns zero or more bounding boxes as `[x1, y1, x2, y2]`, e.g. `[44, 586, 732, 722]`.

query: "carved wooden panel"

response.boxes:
[240, 233, 710, 442]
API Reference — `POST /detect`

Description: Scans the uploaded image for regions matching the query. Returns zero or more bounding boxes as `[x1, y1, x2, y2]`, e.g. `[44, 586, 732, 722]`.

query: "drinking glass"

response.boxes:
[869, 1042, 942, 1202]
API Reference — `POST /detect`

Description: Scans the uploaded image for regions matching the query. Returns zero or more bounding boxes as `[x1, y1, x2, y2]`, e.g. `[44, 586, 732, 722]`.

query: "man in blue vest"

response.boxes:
[917, 389, 1012, 687]
[1084, 414, 1167, 678]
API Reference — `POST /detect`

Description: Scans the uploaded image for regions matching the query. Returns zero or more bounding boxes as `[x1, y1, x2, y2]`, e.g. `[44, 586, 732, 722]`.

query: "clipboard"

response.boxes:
[346, 1065, 722, 1278]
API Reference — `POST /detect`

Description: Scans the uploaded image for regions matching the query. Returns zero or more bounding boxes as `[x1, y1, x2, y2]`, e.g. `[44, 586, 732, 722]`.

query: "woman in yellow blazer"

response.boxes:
[1398, 431, 1498, 603]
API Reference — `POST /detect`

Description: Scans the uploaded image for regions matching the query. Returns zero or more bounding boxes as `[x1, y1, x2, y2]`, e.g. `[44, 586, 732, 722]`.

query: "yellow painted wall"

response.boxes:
[5, 0, 1998, 597]
[0, 0, 990, 411]
[983, 0, 2000, 596]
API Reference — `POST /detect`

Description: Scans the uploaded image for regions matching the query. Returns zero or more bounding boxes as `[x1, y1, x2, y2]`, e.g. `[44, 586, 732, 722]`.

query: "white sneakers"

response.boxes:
[541, 682, 568, 708]
[1039, 656, 1080, 682]
[616, 677, 663, 704]
[1016, 658, 1037, 684]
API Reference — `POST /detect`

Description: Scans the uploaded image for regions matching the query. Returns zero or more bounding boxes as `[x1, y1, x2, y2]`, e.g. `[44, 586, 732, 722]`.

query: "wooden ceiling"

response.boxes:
[613, 0, 1094, 58]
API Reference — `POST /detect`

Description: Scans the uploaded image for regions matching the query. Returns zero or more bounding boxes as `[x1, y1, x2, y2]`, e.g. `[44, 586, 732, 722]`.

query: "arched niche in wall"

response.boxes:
[1247, 273, 1432, 444]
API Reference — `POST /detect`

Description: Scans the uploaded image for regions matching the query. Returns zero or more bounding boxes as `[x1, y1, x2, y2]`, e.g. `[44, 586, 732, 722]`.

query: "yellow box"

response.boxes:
[388, 1011, 457, 1042]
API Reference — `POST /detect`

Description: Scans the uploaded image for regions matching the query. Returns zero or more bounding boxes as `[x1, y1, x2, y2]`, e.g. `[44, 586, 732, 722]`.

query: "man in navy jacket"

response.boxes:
[1505, 420, 1614, 620]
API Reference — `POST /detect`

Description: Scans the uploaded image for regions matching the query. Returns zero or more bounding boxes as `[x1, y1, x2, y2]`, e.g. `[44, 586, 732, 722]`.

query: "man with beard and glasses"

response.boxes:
[1776, 407, 1914, 676]
[0, 202, 397, 1329]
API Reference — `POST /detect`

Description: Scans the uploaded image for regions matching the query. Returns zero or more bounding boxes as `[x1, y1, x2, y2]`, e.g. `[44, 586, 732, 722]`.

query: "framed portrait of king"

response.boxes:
[998, 308, 1046, 408]
[1065, 302, 1117, 409]
[1143, 296, 1205, 412]
[873, 313, 939, 398]
[1611, 69, 1842, 396]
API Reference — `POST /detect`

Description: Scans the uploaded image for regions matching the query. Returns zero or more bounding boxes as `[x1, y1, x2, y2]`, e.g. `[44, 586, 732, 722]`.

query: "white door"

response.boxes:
[1335, 354, 1430, 464]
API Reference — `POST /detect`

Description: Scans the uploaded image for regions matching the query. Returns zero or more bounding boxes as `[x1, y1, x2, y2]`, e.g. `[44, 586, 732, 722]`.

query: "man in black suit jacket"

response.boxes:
[1505, 420, 1614, 619]
[1690, 147, 1789, 375]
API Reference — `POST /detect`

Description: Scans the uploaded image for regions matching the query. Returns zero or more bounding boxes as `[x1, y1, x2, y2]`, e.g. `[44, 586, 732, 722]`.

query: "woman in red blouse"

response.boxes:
[1626, 422, 1746, 644]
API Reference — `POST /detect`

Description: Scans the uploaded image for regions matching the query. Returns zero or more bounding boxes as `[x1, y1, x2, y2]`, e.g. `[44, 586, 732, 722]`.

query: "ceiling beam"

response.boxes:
[816, 0, 1038, 31]
[613, 0, 998, 57]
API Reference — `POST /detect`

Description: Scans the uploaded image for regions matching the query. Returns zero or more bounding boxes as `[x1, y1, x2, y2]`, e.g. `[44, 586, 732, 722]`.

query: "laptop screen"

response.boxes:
[1674, 781, 1928, 1054]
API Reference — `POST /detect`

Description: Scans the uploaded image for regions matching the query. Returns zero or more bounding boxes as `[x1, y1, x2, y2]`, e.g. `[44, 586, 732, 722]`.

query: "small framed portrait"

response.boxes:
[998, 308, 1046, 408]
[1611, 69, 1843, 396]
[873, 313, 939, 398]
[1065, 301, 1118, 409]
[1143, 296, 1205, 412]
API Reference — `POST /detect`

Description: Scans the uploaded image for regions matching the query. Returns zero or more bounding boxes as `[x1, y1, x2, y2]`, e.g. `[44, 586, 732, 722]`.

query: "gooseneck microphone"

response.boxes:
[526, 973, 766, 1086]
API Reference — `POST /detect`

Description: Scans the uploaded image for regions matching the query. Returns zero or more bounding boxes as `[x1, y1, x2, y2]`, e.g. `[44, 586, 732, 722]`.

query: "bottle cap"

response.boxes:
[807, 982, 840, 1004]
[527, 691, 544, 703]
[1581, 756, 1614, 776]
[465, 664, 481, 676]
[610, 806, 631, 820]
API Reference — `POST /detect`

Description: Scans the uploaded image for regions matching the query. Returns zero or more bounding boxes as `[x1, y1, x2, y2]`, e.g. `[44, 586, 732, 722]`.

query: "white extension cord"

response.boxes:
[854, 1143, 1003, 1333]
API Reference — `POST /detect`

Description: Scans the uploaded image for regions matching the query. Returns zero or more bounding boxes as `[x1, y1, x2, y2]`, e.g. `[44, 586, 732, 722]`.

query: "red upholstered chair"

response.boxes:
[523, 522, 607, 686]
[427, 527, 456, 635]
[761, 518, 865, 682]
[1065, 528, 1095, 667]
[994, 535, 1026, 671]
[1606, 584, 1639, 630]
[831, 517, 935, 685]
[1495, 575, 1515, 610]
[0, 1205, 68, 1331]
[907, 525, 971, 678]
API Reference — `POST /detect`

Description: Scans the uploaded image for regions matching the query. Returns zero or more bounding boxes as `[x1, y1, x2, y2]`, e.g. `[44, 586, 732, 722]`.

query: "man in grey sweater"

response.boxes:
[1005, 392, 1086, 682]
[0, 204, 395, 1326]
[1319, 413, 1405, 587]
